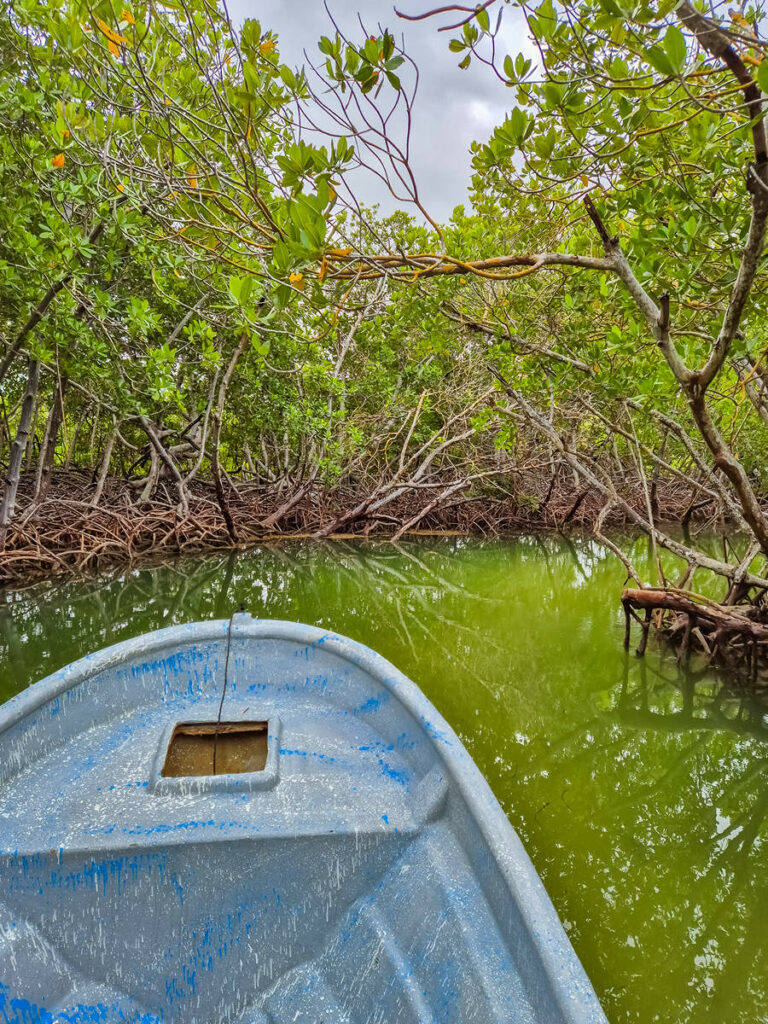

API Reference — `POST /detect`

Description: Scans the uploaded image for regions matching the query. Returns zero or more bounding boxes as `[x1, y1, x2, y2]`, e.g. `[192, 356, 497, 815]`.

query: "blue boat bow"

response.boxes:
[0, 615, 607, 1023]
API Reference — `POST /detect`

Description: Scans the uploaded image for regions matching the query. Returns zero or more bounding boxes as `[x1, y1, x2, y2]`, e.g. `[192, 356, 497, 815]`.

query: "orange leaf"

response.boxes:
[96, 18, 128, 45]
[288, 272, 305, 291]
[51, 153, 66, 168]
[121, 9, 135, 25]
[107, 39, 120, 58]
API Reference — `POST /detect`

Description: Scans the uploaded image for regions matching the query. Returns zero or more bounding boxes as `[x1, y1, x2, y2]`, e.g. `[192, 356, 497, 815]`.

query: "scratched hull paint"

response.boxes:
[0, 615, 607, 1023]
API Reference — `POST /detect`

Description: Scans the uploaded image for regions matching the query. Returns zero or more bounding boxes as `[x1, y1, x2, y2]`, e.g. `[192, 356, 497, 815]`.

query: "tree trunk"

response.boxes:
[23, 383, 42, 473]
[34, 377, 68, 503]
[91, 425, 117, 508]
[139, 416, 189, 515]
[0, 358, 41, 550]
[63, 406, 87, 470]
[138, 448, 160, 504]
[211, 332, 249, 544]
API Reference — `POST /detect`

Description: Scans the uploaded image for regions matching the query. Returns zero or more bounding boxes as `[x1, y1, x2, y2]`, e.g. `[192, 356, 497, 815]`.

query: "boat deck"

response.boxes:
[0, 693, 444, 854]
[0, 618, 607, 1024]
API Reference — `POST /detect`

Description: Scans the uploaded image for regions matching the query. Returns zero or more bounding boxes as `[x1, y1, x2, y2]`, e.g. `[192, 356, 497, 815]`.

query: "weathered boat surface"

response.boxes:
[0, 615, 607, 1024]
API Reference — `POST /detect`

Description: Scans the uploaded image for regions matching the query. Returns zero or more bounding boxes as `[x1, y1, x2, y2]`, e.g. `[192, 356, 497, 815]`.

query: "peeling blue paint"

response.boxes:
[0, 616, 607, 1024]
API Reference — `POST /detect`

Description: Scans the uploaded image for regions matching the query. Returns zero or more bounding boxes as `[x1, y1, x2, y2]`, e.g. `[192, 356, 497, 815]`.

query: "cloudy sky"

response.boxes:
[227, 0, 529, 222]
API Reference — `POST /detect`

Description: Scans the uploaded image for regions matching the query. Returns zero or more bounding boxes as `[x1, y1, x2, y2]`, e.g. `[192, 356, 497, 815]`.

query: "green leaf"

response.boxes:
[509, 106, 528, 143]
[448, 39, 466, 52]
[279, 66, 297, 90]
[663, 26, 686, 74]
[535, 0, 557, 40]
[541, 82, 563, 107]
[644, 45, 674, 77]
[229, 275, 254, 306]
[251, 333, 270, 356]
[363, 37, 380, 63]
[476, 7, 490, 32]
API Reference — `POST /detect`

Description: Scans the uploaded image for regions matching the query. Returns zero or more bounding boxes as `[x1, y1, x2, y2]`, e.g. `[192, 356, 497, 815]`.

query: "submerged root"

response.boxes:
[623, 586, 768, 681]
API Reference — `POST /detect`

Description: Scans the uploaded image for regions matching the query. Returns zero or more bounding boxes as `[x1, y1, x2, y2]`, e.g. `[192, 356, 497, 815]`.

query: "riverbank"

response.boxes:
[0, 469, 720, 587]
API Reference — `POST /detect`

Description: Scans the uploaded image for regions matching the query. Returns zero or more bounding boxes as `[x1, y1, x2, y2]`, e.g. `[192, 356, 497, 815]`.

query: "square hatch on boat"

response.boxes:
[161, 721, 268, 777]
[149, 716, 281, 795]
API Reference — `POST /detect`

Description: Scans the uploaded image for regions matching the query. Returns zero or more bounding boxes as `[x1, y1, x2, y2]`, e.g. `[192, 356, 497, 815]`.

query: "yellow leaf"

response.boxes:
[116, 183, 124, 192]
[187, 166, 198, 188]
[288, 271, 305, 290]
[108, 40, 120, 58]
[164, 97, 172, 106]
[121, 9, 135, 25]
[328, 247, 351, 257]
[260, 39, 276, 55]
[96, 18, 128, 45]
[317, 258, 328, 282]
[580, 174, 589, 186]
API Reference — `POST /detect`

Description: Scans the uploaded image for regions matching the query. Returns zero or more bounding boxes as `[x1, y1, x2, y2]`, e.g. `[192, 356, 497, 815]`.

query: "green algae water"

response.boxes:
[1, 536, 767, 1024]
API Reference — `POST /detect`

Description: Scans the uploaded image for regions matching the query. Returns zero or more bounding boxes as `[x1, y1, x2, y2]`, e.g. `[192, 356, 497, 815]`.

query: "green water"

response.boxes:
[1, 536, 767, 1024]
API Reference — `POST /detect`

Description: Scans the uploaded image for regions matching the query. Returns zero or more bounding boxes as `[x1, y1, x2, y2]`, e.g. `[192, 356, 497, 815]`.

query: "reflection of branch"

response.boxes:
[390, 541, 498, 603]
[604, 732, 711, 818]
[616, 705, 768, 743]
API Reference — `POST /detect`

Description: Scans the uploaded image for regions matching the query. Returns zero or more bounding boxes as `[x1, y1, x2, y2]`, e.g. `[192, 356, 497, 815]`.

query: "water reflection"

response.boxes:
[1, 536, 768, 1024]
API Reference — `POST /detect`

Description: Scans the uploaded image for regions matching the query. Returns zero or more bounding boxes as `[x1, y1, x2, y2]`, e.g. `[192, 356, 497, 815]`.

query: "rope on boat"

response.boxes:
[212, 604, 245, 774]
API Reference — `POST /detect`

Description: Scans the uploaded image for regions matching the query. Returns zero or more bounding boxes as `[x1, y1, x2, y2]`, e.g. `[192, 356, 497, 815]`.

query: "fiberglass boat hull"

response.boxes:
[0, 616, 607, 1024]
